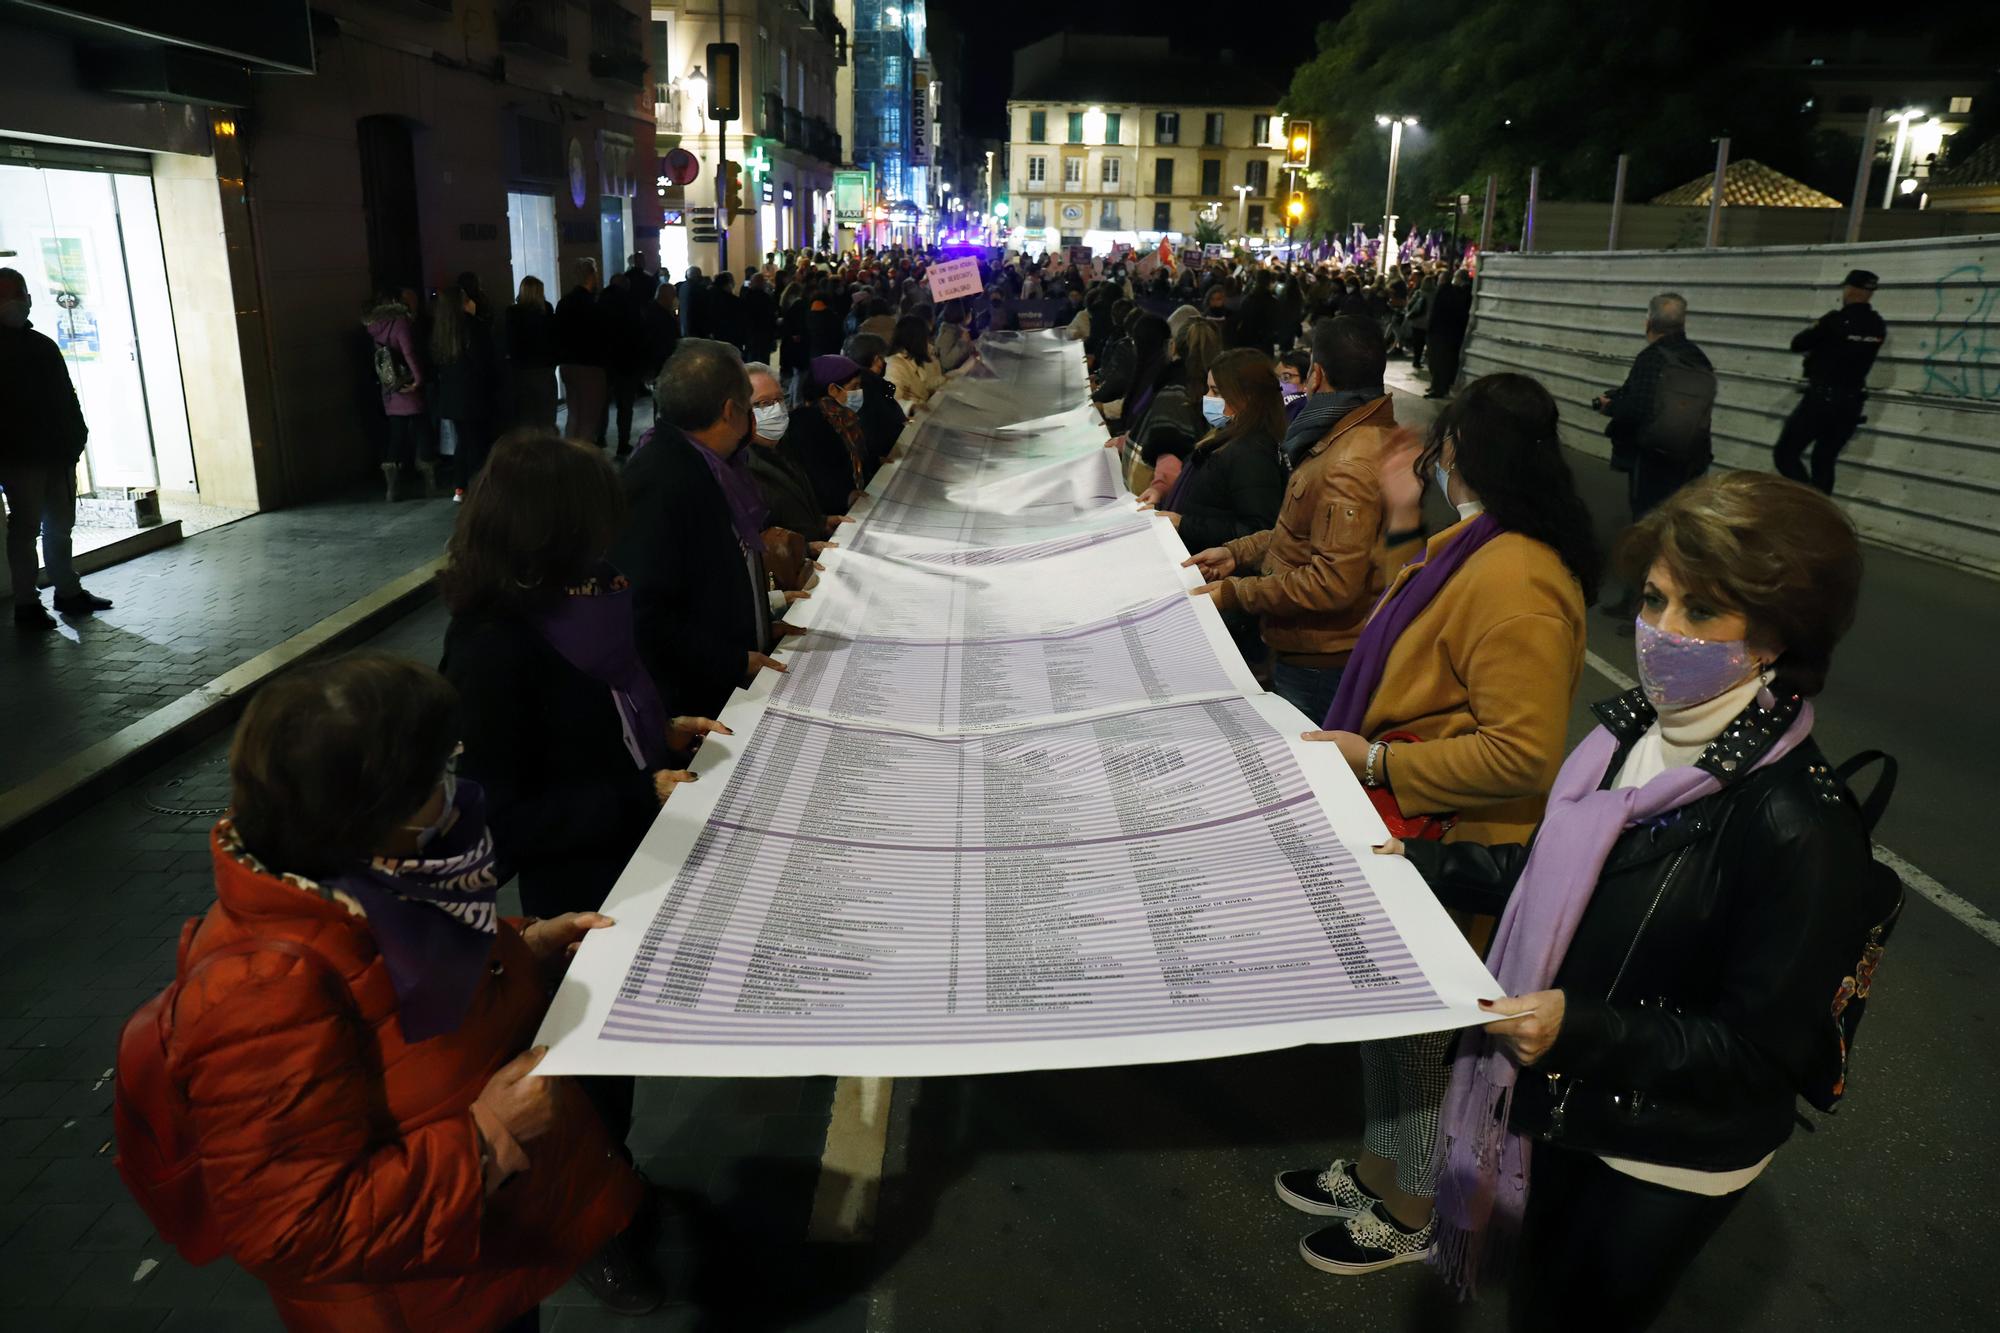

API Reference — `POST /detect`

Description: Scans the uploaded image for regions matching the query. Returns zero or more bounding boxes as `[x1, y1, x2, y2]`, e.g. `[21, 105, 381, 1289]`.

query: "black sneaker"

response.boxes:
[53, 589, 113, 614]
[13, 602, 57, 631]
[572, 1227, 663, 1315]
[1274, 1159, 1379, 1217]
[1299, 1201, 1436, 1275]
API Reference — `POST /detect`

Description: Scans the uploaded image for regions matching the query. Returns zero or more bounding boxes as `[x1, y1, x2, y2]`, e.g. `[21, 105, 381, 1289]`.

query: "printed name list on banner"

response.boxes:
[536, 331, 1500, 1078]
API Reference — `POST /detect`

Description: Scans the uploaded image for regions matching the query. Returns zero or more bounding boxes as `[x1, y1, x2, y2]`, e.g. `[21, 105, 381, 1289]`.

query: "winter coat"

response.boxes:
[1405, 689, 1877, 1170]
[612, 432, 768, 720]
[0, 320, 87, 464]
[439, 610, 663, 916]
[1170, 426, 1286, 554]
[164, 824, 641, 1332]
[430, 317, 499, 426]
[1217, 394, 1422, 666]
[747, 440, 827, 543]
[884, 351, 946, 409]
[1352, 515, 1587, 846]
[554, 287, 607, 368]
[366, 305, 427, 417]
[504, 303, 557, 370]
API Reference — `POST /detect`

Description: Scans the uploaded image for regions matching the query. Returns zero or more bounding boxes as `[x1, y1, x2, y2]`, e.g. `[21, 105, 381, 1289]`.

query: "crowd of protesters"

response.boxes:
[114, 236, 1893, 1332]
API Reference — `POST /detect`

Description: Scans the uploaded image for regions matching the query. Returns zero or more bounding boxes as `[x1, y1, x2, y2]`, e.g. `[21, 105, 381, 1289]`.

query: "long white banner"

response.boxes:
[537, 333, 1498, 1077]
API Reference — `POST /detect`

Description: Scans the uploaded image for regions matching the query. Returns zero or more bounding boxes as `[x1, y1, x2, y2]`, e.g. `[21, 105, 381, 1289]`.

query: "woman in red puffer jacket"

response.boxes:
[163, 652, 650, 1332]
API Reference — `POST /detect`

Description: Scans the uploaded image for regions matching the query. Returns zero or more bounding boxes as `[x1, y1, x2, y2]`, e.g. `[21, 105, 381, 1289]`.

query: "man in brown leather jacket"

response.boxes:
[1185, 316, 1421, 721]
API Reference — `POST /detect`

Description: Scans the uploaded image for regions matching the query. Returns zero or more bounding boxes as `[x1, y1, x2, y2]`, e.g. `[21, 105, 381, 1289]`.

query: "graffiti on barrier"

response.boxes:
[1919, 263, 2000, 401]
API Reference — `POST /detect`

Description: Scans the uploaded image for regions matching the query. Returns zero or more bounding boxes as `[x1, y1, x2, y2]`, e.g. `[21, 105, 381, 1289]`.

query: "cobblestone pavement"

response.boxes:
[2, 489, 459, 795]
[0, 602, 864, 1332]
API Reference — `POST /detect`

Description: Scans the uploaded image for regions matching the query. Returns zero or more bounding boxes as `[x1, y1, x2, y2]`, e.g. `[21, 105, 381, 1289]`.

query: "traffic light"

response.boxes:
[706, 42, 740, 121]
[1287, 191, 1307, 220]
[723, 162, 744, 216]
[1285, 120, 1312, 168]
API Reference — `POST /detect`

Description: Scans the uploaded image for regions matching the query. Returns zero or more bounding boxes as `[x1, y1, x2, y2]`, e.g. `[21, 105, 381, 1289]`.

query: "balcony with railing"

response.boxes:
[783, 107, 804, 152]
[589, 0, 646, 87]
[497, 0, 567, 61]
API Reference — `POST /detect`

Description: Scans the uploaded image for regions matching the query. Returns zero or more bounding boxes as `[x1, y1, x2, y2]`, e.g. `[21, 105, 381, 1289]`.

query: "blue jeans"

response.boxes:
[1270, 659, 1345, 727]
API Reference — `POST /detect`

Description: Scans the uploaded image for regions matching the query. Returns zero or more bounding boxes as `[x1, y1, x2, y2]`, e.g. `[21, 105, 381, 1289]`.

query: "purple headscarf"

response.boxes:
[1322, 513, 1502, 731]
[1428, 694, 1814, 1295]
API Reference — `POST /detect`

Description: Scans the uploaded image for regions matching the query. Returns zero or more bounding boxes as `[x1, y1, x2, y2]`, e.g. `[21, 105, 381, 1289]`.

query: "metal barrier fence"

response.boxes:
[1459, 233, 2000, 573]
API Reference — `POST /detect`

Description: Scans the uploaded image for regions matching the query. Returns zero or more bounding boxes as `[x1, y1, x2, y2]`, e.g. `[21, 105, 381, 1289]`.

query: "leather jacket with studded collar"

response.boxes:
[1403, 688, 1875, 1172]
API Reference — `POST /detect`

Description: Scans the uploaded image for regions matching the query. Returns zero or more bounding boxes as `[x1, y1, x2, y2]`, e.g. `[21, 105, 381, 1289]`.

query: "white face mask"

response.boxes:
[1433, 460, 1484, 520]
[0, 296, 29, 329]
[753, 401, 790, 440]
[1201, 395, 1230, 429]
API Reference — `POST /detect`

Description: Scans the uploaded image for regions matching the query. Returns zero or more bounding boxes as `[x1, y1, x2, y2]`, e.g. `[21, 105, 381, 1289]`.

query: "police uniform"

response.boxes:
[1772, 268, 1887, 495]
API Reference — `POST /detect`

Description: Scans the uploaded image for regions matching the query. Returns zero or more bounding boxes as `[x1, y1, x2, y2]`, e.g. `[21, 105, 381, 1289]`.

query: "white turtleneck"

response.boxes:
[1598, 668, 1775, 1195]
[1611, 672, 1767, 790]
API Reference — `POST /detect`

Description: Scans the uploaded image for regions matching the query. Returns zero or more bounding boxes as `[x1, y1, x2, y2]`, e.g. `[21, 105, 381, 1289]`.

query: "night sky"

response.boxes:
[934, 0, 1330, 139]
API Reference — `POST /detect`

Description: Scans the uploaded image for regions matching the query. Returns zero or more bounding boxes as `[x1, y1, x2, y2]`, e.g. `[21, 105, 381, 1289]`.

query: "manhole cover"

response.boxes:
[139, 757, 233, 816]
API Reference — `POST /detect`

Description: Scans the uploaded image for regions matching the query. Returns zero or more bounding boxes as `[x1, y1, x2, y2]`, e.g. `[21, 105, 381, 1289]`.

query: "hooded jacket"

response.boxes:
[365, 304, 427, 417]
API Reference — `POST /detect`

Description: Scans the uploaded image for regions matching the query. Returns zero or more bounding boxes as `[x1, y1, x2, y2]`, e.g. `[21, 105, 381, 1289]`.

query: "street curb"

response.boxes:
[0, 557, 445, 858]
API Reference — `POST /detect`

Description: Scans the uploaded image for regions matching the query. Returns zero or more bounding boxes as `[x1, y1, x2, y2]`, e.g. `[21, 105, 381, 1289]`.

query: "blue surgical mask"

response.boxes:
[1201, 395, 1230, 429]
[403, 771, 459, 852]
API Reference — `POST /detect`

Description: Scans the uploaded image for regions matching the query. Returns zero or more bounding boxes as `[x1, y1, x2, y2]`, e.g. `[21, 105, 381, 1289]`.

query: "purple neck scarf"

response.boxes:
[683, 431, 768, 550]
[1429, 693, 1814, 1295]
[1322, 513, 1503, 731]
[533, 572, 674, 771]
[324, 780, 506, 1043]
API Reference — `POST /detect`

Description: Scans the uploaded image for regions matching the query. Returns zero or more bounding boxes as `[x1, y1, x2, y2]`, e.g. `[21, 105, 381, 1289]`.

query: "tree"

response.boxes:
[1282, 0, 1824, 242]
[1191, 215, 1227, 246]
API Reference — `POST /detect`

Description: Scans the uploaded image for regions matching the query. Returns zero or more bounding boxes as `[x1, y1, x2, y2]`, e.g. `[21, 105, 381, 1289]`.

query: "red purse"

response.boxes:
[1366, 730, 1459, 842]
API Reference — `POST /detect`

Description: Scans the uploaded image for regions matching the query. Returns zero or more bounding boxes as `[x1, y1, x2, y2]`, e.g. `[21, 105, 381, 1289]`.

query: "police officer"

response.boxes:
[1772, 268, 1886, 494]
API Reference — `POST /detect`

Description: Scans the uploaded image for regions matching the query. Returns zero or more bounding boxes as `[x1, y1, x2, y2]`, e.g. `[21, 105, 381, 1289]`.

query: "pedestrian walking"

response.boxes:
[504, 277, 559, 431]
[555, 259, 609, 446]
[623, 251, 658, 305]
[599, 274, 646, 458]
[1280, 373, 1598, 1276]
[138, 652, 653, 1327]
[741, 270, 778, 365]
[0, 266, 111, 628]
[1772, 269, 1886, 495]
[365, 288, 437, 500]
[1423, 270, 1472, 397]
[429, 284, 499, 500]
[1593, 293, 1717, 621]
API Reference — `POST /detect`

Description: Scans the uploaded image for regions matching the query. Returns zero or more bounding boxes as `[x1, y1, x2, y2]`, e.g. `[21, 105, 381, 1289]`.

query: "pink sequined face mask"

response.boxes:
[1634, 617, 1758, 709]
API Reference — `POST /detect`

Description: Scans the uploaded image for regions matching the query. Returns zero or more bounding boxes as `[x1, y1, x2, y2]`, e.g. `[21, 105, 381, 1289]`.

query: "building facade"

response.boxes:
[846, 0, 921, 241]
[1003, 36, 1286, 255]
[651, 0, 845, 278]
[0, 0, 656, 517]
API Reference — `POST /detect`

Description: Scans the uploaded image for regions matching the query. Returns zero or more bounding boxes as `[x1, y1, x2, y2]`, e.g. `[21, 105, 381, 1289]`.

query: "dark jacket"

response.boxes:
[504, 302, 557, 369]
[641, 299, 681, 380]
[598, 284, 646, 377]
[1171, 427, 1286, 553]
[611, 433, 766, 719]
[782, 402, 866, 516]
[1428, 279, 1473, 344]
[708, 287, 747, 354]
[1404, 689, 1876, 1172]
[747, 439, 826, 541]
[1603, 331, 1712, 460]
[1092, 336, 1136, 405]
[856, 371, 907, 471]
[430, 316, 499, 425]
[0, 320, 87, 464]
[624, 265, 659, 305]
[741, 285, 778, 358]
[554, 286, 607, 367]
[1232, 289, 1282, 354]
[806, 302, 845, 358]
[439, 609, 661, 913]
[676, 276, 711, 337]
[779, 298, 811, 372]
[1793, 302, 1886, 393]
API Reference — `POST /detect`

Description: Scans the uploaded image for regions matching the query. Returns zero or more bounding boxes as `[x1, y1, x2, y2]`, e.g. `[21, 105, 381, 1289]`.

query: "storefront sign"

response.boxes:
[911, 62, 933, 168]
[834, 170, 871, 225]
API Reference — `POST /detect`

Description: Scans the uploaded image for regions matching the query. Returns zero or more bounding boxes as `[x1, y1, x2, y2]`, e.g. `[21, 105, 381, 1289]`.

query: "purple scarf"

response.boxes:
[1322, 513, 1502, 731]
[324, 781, 505, 1043]
[684, 432, 769, 550]
[534, 573, 674, 770]
[1428, 694, 1814, 1295]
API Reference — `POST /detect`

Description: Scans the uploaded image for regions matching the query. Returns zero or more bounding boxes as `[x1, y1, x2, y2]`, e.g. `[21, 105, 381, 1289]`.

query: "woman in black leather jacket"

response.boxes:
[1391, 472, 1876, 1330]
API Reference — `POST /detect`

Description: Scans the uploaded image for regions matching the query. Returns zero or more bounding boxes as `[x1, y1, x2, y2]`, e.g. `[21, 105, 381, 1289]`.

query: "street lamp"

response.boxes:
[1232, 183, 1252, 236]
[686, 66, 708, 124]
[1375, 114, 1417, 274]
[1882, 107, 1927, 208]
